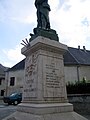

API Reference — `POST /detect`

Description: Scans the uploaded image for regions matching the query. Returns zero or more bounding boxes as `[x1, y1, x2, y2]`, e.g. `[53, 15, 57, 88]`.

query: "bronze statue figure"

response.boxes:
[35, 0, 51, 29]
[29, 0, 59, 42]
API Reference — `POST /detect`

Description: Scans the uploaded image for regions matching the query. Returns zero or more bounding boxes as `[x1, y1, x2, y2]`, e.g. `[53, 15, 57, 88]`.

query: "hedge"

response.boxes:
[66, 82, 90, 94]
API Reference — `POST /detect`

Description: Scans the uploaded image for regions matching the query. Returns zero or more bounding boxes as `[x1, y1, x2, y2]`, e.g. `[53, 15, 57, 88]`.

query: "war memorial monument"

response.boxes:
[3, 0, 88, 120]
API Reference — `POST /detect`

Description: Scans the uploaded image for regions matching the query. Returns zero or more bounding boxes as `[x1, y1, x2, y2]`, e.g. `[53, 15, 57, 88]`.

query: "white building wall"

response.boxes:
[0, 78, 5, 97]
[0, 72, 5, 97]
[64, 65, 90, 84]
[64, 66, 78, 84]
[6, 70, 25, 96]
[79, 66, 90, 82]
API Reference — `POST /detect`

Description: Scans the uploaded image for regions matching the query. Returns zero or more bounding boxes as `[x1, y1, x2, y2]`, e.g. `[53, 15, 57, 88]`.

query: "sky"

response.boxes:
[0, 0, 90, 67]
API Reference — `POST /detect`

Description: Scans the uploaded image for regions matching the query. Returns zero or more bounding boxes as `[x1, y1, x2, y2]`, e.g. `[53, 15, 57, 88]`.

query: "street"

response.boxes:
[0, 104, 17, 120]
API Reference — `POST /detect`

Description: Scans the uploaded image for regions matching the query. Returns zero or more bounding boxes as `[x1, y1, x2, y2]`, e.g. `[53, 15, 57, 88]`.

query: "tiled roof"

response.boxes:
[8, 47, 90, 71]
[0, 64, 8, 71]
[0, 64, 8, 77]
[64, 47, 90, 65]
[8, 59, 25, 71]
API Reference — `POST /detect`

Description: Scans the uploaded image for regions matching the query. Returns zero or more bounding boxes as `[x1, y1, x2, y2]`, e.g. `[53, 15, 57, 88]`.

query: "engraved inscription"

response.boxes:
[46, 72, 60, 88]
[23, 53, 37, 99]
[45, 63, 60, 88]
[44, 57, 64, 97]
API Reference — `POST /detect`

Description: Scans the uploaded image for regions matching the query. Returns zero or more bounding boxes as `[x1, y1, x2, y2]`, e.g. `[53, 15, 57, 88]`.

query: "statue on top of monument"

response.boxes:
[35, 0, 51, 29]
[29, 0, 59, 42]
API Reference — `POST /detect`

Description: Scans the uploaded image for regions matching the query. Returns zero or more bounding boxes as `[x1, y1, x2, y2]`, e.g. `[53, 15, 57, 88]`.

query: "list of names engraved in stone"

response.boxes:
[44, 58, 64, 97]
[46, 75, 60, 88]
[45, 63, 60, 88]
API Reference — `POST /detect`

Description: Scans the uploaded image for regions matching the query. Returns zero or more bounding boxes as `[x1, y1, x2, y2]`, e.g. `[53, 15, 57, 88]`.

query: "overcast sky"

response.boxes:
[0, 0, 90, 67]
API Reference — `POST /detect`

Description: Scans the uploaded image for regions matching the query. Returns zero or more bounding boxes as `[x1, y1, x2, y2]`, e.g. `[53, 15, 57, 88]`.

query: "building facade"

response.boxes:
[0, 64, 7, 97]
[5, 47, 90, 96]
[5, 59, 25, 96]
[64, 46, 90, 84]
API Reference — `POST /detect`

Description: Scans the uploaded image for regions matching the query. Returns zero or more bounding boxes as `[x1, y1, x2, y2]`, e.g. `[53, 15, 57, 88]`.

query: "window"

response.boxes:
[0, 78, 5, 85]
[10, 77, 15, 86]
[0, 79, 1, 85]
[1, 90, 5, 96]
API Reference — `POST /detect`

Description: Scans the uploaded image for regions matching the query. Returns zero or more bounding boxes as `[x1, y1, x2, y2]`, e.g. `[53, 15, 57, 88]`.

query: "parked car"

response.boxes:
[3, 93, 22, 105]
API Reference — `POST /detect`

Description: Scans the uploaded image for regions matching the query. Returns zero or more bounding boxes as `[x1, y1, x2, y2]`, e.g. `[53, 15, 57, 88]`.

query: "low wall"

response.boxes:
[67, 94, 90, 115]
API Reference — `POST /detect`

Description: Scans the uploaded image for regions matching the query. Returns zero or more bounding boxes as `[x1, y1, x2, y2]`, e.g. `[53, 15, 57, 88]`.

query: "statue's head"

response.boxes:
[44, 0, 48, 3]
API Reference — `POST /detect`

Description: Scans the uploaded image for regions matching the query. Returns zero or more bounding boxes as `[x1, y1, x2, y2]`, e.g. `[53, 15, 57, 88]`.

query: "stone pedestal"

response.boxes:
[22, 36, 68, 104]
[3, 36, 88, 120]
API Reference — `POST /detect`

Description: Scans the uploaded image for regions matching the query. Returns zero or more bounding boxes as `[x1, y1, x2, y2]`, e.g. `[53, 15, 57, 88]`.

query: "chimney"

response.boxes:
[83, 46, 86, 52]
[78, 45, 80, 50]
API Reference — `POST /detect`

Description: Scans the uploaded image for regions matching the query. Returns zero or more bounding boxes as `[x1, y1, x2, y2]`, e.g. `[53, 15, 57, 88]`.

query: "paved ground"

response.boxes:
[0, 105, 17, 120]
[0, 101, 90, 120]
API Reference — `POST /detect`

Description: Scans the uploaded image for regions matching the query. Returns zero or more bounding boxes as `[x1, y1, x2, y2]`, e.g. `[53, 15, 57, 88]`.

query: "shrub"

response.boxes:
[66, 81, 90, 94]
